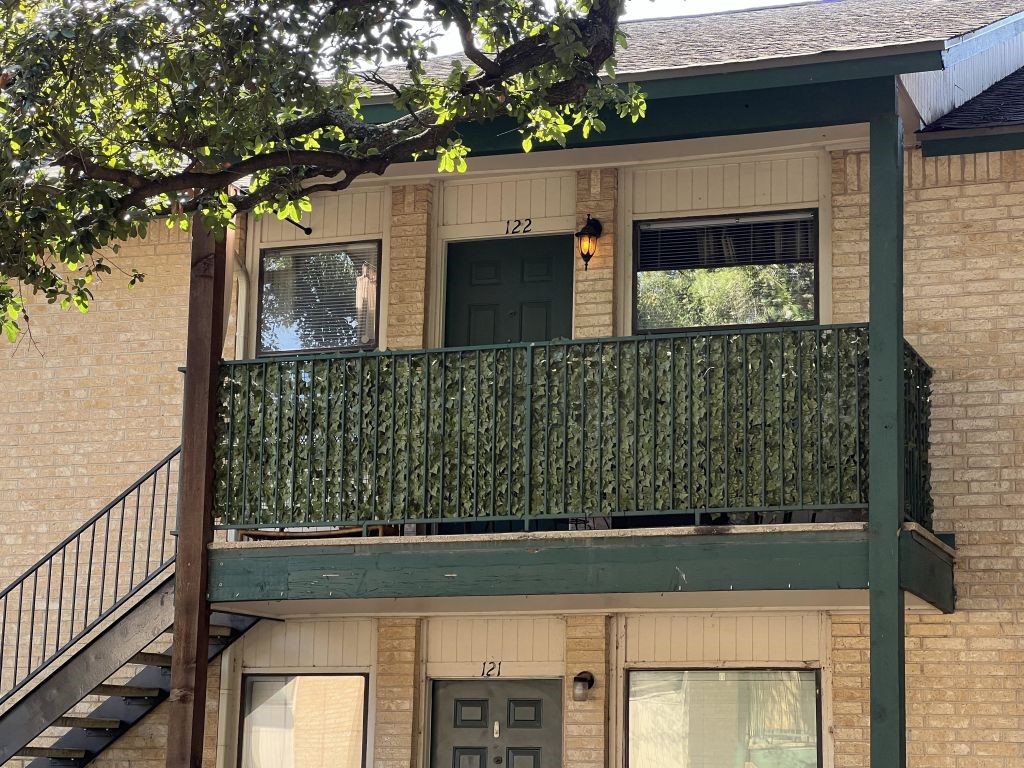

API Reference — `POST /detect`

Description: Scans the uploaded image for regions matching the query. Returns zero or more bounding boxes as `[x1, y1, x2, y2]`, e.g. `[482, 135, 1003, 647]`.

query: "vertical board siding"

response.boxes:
[631, 156, 819, 217]
[624, 613, 821, 664]
[426, 617, 565, 665]
[902, 33, 1024, 124]
[238, 618, 374, 669]
[256, 188, 386, 244]
[440, 174, 576, 226]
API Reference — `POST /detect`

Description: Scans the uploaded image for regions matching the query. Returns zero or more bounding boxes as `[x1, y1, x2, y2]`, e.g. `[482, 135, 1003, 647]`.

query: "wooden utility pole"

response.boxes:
[166, 217, 227, 767]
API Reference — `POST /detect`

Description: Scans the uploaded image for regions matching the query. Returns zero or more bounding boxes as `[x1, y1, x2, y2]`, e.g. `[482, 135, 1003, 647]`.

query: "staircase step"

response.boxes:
[15, 746, 87, 760]
[131, 651, 173, 668]
[209, 624, 235, 638]
[93, 684, 162, 699]
[55, 716, 122, 730]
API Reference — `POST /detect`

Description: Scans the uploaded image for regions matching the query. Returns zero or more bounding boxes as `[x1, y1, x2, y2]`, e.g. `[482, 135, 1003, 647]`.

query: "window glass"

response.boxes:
[241, 675, 366, 768]
[259, 242, 380, 354]
[635, 212, 817, 331]
[628, 670, 819, 768]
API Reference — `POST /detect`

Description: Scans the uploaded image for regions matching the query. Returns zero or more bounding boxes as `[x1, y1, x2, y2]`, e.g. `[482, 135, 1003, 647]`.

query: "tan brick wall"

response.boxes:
[830, 148, 1024, 767]
[0, 223, 192, 584]
[574, 169, 617, 338]
[564, 615, 610, 768]
[387, 184, 434, 350]
[374, 617, 423, 768]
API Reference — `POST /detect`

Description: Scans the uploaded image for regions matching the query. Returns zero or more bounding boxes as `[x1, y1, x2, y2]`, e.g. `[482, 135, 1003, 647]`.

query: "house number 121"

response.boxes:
[505, 219, 533, 235]
[480, 661, 503, 677]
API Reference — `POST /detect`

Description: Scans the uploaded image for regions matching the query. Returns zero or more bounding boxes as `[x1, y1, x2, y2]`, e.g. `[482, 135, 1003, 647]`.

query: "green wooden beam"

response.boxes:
[208, 529, 871, 603]
[899, 529, 956, 615]
[636, 50, 944, 99]
[364, 78, 895, 157]
[920, 129, 1024, 157]
[868, 91, 907, 768]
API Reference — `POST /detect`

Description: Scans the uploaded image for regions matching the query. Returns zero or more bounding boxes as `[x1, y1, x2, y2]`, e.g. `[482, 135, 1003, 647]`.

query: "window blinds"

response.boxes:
[636, 211, 817, 272]
[258, 241, 380, 355]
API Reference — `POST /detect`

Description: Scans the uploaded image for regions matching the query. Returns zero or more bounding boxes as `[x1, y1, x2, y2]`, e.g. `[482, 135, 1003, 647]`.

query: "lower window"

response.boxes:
[627, 669, 820, 768]
[240, 674, 367, 768]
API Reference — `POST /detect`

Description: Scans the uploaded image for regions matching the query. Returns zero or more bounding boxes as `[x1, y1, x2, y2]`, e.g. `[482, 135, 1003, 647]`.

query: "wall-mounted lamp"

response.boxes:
[575, 215, 603, 271]
[572, 671, 596, 702]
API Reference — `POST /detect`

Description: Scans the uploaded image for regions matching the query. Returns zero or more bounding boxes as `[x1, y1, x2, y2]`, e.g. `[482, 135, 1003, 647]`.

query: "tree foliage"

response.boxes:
[636, 264, 816, 330]
[0, 0, 644, 340]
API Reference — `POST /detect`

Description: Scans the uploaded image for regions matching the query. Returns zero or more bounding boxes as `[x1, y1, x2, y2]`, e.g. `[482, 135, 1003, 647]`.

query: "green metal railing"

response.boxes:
[213, 324, 933, 530]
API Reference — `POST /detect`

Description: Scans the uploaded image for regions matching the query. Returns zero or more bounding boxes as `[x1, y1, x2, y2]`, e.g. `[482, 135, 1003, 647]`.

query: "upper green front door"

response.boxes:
[444, 235, 574, 346]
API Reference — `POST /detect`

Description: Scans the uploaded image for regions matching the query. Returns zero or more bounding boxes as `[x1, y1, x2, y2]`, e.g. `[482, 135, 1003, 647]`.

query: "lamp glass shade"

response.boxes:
[578, 233, 599, 259]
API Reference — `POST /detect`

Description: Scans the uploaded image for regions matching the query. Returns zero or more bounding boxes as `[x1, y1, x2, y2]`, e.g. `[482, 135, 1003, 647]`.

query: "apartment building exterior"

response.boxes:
[3, 1, 1024, 766]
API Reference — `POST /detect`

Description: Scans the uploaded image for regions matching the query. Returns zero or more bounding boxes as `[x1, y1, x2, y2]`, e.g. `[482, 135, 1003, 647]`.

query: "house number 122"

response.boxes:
[505, 219, 533, 235]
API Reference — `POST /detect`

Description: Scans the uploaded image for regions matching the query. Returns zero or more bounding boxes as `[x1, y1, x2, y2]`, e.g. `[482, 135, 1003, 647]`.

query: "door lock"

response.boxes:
[494, 758, 503, 765]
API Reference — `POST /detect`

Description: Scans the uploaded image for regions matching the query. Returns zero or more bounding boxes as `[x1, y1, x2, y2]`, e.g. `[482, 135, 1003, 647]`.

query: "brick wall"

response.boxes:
[574, 169, 617, 338]
[0, 223, 192, 584]
[374, 618, 423, 768]
[564, 615, 610, 768]
[387, 184, 434, 350]
[830, 148, 1024, 767]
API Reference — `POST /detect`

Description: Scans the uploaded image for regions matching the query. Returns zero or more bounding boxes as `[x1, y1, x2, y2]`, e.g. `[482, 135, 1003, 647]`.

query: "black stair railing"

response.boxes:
[0, 448, 180, 707]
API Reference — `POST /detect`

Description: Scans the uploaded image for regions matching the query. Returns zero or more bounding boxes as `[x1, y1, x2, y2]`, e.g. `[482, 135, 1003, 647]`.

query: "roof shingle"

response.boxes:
[369, 0, 1024, 92]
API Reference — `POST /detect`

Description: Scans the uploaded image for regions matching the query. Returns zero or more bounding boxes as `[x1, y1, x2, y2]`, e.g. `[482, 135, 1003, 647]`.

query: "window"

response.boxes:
[258, 241, 381, 355]
[240, 674, 367, 768]
[627, 669, 820, 768]
[634, 211, 817, 332]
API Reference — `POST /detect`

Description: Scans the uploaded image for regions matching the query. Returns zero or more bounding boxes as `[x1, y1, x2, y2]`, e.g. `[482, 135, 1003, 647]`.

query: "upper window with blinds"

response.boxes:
[258, 241, 381, 355]
[634, 210, 818, 332]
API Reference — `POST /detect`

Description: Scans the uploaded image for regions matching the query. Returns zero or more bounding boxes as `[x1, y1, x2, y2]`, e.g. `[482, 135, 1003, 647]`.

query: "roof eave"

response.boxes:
[918, 124, 1024, 157]
[362, 42, 948, 107]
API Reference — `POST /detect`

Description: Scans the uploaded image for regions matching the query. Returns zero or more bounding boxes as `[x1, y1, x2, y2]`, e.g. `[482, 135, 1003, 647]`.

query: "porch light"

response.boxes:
[572, 671, 595, 702]
[575, 215, 603, 270]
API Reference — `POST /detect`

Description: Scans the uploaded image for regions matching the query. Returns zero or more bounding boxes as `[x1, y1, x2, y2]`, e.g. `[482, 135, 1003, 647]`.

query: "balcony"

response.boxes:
[212, 324, 933, 533]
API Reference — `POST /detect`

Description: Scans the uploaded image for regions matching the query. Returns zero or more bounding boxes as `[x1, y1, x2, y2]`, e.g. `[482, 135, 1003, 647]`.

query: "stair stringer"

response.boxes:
[0, 575, 175, 764]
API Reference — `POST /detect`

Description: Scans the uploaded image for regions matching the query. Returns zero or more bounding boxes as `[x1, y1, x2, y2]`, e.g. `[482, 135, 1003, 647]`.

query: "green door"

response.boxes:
[444, 235, 574, 346]
[431, 679, 563, 768]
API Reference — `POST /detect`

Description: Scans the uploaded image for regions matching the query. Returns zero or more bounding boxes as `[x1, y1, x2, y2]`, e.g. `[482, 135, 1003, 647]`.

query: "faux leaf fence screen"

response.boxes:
[214, 325, 932, 530]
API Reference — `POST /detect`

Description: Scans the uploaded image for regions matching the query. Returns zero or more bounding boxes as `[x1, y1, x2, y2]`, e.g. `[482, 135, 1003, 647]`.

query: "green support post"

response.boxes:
[868, 95, 907, 768]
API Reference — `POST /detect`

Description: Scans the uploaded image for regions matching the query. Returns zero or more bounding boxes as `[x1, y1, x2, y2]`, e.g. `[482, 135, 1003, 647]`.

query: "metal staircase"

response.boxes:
[0, 449, 257, 766]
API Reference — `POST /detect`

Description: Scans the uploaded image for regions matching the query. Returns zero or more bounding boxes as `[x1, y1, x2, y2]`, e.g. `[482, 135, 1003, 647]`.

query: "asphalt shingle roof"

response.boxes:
[368, 0, 1024, 93]
[923, 65, 1024, 133]
[614, 0, 1024, 76]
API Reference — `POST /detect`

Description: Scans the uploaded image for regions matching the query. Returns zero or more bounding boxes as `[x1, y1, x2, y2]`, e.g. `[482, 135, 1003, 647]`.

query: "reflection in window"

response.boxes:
[259, 241, 380, 354]
[628, 670, 819, 768]
[241, 675, 366, 768]
[635, 212, 817, 331]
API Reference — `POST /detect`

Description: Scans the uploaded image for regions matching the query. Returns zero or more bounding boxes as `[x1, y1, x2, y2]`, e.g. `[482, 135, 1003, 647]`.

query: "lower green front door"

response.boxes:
[444, 235, 574, 346]
[431, 679, 563, 768]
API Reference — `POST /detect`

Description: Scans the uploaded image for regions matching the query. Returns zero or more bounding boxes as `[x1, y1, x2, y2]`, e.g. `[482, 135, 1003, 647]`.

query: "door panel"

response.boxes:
[431, 680, 562, 768]
[445, 236, 573, 346]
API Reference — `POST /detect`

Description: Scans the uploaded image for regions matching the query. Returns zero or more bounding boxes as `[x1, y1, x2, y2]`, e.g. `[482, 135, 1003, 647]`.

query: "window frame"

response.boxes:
[236, 672, 371, 768]
[255, 239, 384, 357]
[623, 666, 824, 768]
[631, 209, 821, 336]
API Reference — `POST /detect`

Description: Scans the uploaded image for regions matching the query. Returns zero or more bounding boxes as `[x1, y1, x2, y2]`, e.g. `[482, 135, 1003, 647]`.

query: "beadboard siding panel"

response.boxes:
[630, 155, 820, 218]
[439, 174, 576, 228]
[425, 616, 565, 677]
[255, 188, 386, 246]
[236, 618, 374, 670]
[624, 613, 823, 665]
[903, 32, 1024, 125]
